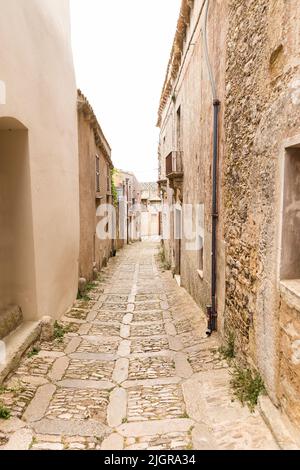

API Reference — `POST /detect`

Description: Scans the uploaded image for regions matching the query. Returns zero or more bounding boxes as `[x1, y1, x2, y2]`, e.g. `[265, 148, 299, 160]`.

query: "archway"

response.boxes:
[0, 117, 36, 338]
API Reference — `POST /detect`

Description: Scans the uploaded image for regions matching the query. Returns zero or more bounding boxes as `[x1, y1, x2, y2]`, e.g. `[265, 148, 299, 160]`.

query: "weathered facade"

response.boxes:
[77, 90, 114, 282]
[158, 0, 300, 432]
[158, 0, 227, 312]
[224, 0, 300, 431]
[0, 0, 79, 331]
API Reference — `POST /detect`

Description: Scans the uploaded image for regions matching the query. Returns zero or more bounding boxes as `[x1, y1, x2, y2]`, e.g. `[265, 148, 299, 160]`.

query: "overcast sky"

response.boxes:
[70, 0, 181, 182]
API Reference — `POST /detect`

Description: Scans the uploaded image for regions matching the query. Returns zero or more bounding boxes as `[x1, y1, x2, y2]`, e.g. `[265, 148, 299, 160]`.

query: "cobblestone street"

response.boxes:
[0, 243, 279, 450]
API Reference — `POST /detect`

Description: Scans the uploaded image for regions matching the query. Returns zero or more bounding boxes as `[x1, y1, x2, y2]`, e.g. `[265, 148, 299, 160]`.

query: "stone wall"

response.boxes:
[159, 0, 300, 429]
[279, 290, 300, 428]
[158, 0, 228, 322]
[0, 0, 79, 321]
[224, 0, 300, 414]
[77, 94, 113, 282]
[224, 0, 271, 364]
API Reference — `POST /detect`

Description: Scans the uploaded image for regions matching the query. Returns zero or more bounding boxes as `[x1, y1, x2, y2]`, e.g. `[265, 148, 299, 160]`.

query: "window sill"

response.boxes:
[280, 279, 300, 313]
[197, 269, 204, 280]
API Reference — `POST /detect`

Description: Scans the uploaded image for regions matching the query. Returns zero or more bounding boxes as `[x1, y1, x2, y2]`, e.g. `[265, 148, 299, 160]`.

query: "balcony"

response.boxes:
[165, 151, 184, 192]
[165, 151, 183, 176]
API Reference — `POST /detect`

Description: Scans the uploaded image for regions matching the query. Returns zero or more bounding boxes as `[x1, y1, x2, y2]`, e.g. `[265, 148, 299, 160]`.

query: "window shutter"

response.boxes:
[96, 155, 100, 192]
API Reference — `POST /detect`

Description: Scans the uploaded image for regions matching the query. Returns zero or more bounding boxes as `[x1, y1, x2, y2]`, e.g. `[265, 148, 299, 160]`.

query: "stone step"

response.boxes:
[258, 396, 300, 450]
[0, 321, 41, 384]
[0, 305, 23, 340]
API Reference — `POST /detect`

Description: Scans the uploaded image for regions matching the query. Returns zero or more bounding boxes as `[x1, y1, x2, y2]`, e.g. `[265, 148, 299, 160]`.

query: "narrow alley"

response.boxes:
[0, 243, 278, 450]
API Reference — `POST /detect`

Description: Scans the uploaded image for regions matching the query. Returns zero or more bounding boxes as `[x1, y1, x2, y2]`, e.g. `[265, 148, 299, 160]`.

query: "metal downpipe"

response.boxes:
[203, 0, 220, 335]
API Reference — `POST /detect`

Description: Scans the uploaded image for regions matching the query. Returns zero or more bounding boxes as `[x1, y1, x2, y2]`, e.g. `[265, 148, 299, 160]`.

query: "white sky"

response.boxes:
[70, 0, 181, 182]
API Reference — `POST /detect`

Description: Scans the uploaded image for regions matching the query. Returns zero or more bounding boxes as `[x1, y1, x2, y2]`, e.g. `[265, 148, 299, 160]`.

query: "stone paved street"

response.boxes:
[0, 243, 279, 450]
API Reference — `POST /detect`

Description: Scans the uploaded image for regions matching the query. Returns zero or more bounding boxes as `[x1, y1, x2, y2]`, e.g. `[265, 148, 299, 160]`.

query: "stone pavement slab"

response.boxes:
[0, 242, 283, 450]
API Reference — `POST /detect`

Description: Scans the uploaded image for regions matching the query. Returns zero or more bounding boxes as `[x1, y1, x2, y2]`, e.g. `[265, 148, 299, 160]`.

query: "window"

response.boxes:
[198, 236, 204, 270]
[176, 106, 182, 151]
[197, 204, 204, 279]
[117, 188, 123, 200]
[95, 155, 100, 193]
[0, 80, 6, 104]
[174, 206, 182, 240]
[107, 165, 111, 193]
[281, 144, 300, 281]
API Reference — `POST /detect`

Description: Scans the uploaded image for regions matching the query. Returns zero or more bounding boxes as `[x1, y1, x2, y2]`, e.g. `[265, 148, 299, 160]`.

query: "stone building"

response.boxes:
[77, 90, 114, 282]
[158, 0, 227, 302]
[225, 0, 300, 434]
[0, 0, 79, 337]
[158, 0, 300, 433]
[140, 182, 161, 240]
[114, 170, 141, 244]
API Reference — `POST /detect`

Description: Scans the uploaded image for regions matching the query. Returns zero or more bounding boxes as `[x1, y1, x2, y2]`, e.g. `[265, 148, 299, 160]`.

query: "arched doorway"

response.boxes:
[0, 117, 36, 338]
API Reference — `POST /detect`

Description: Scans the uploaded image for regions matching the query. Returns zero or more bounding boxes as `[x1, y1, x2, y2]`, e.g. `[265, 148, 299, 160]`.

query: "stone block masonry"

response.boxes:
[157, 0, 300, 433]
[224, 0, 300, 430]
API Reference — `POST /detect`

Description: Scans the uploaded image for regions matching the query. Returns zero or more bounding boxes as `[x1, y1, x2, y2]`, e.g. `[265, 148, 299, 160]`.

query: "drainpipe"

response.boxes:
[203, 0, 220, 335]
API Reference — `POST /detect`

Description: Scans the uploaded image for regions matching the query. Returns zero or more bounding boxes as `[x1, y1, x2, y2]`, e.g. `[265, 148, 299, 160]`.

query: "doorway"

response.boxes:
[0, 117, 36, 327]
[174, 204, 182, 284]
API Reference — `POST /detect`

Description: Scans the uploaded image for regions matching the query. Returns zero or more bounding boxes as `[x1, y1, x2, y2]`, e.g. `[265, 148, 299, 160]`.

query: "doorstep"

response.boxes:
[280, 279, 300, 313]
[258, 395, 300, 450]
[0, 321, 41, 384]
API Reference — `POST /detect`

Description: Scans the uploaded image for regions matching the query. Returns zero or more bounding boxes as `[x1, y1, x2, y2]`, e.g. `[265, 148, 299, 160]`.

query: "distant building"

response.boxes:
[114, 171, 141, 245]
[140, 183, 161, 240]
[77, 90, 114, 282]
